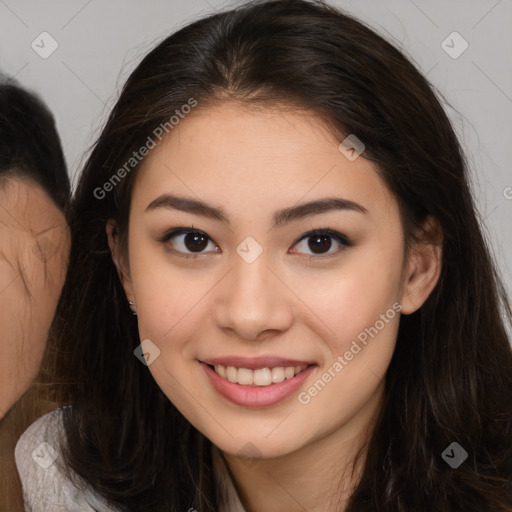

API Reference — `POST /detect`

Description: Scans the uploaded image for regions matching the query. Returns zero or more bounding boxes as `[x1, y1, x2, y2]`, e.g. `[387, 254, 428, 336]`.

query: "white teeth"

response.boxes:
[271, 367, 285, 383]
[237, 368, 254, 385]
[284, 367, 295, 379]
[214, 365, 226, 378]
[253, 368, 272, 386]
[226, 366, 237, 383]
[211, 364, 308, 386]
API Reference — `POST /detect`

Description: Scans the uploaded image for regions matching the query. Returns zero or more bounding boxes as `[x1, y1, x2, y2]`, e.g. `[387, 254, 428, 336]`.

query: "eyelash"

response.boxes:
[158, 226, 353, 261]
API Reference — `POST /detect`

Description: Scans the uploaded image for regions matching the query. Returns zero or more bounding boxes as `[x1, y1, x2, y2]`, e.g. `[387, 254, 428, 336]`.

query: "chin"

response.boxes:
[211, 430, 303, 460]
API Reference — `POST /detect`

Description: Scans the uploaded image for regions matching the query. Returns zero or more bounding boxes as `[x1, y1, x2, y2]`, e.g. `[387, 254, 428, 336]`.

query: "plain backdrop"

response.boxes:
[1, 0, 511, 309]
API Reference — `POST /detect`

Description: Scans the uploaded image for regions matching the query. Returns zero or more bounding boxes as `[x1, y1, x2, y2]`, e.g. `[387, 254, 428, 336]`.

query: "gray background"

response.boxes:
[1, 0, 511, 308]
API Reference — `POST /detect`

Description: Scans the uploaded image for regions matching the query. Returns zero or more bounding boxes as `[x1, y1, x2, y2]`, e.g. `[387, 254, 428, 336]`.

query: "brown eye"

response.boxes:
[291, 229, 351, 257]
[160, 228, 219, 257]
[307, 233, 333, 254]
[182, 232, 209, 252]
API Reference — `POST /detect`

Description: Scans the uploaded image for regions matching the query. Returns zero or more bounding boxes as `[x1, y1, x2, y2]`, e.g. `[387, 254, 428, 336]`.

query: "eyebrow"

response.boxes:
[145, 194, 368, 229]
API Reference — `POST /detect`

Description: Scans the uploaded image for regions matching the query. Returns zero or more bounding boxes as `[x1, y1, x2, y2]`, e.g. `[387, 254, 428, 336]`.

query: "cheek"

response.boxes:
[129, 246, 213, 350]
[130, 257, 210, 422]
[298, 244, 403, 352]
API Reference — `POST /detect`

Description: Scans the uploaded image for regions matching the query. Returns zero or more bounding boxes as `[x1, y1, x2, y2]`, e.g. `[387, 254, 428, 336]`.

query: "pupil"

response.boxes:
[309, 234, 331, 254]
[185, 232, 208, 252]
[182, 233, 332, 254]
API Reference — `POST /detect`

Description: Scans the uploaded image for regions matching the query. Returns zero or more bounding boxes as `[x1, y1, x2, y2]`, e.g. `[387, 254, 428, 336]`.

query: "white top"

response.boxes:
[15, 407, 247, 512]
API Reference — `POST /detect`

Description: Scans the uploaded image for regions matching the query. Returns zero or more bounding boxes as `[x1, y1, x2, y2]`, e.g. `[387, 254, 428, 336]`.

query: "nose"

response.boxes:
[213, 252, 294, 341]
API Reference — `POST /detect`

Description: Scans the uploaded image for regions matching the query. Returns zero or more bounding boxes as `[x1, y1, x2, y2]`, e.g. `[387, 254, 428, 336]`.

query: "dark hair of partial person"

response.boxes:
[45, 0, 512, 510]
[0, 78, 70, 213]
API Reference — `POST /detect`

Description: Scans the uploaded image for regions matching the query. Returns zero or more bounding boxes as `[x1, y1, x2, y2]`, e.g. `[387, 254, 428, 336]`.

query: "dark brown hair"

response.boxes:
[0, 81, 70, 212]
[48, 0, 512, 510]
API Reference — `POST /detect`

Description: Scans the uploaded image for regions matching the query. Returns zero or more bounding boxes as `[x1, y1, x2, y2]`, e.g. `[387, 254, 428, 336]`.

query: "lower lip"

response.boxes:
[200, 362, 316, 408]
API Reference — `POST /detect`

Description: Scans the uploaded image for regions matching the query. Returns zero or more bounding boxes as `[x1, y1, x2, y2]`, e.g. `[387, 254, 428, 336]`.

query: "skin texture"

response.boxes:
[0, 177, 70, 419]
[107, 103, 442, 512]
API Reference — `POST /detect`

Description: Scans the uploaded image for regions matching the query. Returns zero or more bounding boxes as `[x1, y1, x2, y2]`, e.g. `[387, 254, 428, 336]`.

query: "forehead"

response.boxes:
[132, 103, 398, 221]
[0, 176, 53, 212]
[0, 176, 66, 241]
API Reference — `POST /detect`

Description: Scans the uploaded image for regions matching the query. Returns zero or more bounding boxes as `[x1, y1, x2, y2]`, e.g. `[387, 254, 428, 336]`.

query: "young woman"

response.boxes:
[15, 0, 512, 511]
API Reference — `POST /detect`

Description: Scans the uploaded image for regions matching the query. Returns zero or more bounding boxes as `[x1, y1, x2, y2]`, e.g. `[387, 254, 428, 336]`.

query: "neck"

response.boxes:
[221, 380, 385, 512]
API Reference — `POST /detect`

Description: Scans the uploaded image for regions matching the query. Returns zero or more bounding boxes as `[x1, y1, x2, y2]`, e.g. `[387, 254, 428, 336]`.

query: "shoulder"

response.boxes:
[15, 407, 64, 484]
[15, 406, 117, 512]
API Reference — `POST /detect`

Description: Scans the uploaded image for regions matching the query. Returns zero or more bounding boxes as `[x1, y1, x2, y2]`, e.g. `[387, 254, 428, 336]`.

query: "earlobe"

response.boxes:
[399, 216, 443, 315]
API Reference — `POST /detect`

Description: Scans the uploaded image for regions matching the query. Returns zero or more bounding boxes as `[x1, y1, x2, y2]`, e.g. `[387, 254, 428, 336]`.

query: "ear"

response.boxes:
[106, 219, 134, 300]
[399, 215, 443, 315]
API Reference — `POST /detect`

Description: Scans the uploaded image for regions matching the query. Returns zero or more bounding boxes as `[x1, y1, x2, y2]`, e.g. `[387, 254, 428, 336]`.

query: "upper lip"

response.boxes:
[200, 356, 316, 370]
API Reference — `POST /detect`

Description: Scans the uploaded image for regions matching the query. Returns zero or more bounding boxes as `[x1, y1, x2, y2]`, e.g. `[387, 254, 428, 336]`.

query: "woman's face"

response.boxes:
[109, 102, 441, 458]
[0, 177, 70, 419]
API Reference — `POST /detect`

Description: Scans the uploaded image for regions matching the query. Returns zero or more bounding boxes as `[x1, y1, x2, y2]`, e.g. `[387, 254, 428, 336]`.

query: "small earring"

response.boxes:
[128, 300, 137, 316]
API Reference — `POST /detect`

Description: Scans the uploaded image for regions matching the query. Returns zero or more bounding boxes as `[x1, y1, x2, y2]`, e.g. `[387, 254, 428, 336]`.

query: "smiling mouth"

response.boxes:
[205, 363, 313, 387]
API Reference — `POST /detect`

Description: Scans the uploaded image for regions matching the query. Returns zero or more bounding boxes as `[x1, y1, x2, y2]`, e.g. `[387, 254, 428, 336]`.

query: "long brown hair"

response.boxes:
[48, 1, 512, 510]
